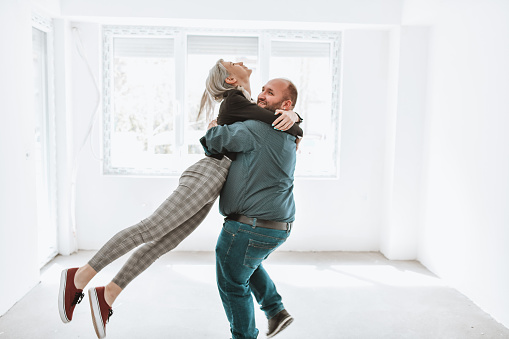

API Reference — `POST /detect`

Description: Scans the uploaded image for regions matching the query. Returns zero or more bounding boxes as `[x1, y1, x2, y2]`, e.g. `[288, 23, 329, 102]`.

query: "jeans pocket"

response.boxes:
[243, 239, 279, 269]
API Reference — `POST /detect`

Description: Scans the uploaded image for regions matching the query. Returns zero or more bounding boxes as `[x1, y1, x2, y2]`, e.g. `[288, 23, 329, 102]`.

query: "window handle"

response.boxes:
[175, 101, 184, 147]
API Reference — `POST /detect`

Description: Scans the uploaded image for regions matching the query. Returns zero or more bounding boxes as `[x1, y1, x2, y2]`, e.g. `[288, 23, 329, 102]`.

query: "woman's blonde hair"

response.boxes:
[198, 59, 236, 122]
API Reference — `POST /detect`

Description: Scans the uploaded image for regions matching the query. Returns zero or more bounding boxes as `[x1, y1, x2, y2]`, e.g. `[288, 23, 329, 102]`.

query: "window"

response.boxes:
[269, 38, 340, 176]
[103, 27, 342, 177]
[108, 36, 176, 171]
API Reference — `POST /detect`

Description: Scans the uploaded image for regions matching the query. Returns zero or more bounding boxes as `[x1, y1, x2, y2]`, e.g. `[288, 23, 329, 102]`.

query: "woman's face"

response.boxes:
[221, 61, 252, 85]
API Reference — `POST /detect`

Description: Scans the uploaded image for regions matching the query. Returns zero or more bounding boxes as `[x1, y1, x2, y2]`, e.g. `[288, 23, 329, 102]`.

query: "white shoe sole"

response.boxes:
[267, 316, 294, 338]
[89, 288, 106, 339]
[58, 269, 70, 323]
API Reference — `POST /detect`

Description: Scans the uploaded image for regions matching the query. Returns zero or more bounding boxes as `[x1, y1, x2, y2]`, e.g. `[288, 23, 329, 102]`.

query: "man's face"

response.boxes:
[257, 79, 289, 112]
[221, 61, 252, 85]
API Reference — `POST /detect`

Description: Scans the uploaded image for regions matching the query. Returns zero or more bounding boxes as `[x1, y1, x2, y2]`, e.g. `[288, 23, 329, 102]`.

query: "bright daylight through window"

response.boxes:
[103, 26, 341, 177]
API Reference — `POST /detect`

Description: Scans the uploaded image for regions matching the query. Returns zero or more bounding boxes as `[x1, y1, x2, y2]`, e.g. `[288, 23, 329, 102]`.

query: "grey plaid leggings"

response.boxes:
[88, 156, 231, 289]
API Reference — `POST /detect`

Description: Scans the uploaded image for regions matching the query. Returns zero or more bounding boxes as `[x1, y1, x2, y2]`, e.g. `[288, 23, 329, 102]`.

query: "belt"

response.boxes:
[227, 214, 292, 231]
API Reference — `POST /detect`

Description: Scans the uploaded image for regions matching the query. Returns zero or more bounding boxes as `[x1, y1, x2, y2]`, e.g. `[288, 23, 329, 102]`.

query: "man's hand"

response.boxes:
[207, 119, 218, 130]
[296, 137, 302, 151]
[272, 110, 300, 131]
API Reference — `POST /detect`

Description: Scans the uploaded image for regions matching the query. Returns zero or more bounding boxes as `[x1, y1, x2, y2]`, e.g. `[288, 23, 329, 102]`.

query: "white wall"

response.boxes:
[0, 0, 45, 316]
[61, 0, 403, 25]
[71, 23, 392, 252]
[31, 0, 60, 16]
[53, 18, 78, 256]
[403, 0, 509, 328]
[380, 26, 430, 259]
[57, 0, 404, 253]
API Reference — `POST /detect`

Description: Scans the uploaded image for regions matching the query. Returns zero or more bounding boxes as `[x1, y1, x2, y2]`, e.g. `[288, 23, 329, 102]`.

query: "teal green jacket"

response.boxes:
[201, 120, 296, 222]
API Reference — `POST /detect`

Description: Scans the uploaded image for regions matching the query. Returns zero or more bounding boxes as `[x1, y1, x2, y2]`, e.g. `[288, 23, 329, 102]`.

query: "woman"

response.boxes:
[58, 59, 303, 339]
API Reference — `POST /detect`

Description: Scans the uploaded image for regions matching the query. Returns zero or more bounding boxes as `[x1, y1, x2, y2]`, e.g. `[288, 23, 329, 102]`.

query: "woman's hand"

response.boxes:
[207, 119, 218, 130]
[272, 110, 300, 131]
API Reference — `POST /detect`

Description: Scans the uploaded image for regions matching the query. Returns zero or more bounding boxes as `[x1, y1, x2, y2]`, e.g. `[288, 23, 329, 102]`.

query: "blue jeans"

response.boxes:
[216, 219, 291, 339]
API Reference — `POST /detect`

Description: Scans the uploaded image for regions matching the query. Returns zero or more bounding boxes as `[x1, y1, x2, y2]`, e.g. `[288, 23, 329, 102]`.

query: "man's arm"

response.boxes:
[273, 109, 303, 131]
[200, 122, 257, 156]
[218, 90, 303, 137]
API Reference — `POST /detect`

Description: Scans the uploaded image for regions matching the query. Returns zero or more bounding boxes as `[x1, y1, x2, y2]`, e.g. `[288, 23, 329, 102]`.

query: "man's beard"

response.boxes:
[257, 99, 285, 113]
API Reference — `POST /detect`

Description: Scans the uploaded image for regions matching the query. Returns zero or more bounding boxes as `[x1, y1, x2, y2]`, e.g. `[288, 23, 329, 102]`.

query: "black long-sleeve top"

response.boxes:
[216, 89, 303, 138]
[202, 89, 303, 160]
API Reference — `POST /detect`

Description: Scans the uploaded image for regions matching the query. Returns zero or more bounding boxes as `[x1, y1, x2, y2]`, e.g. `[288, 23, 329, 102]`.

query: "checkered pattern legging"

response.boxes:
[88, 156, 231, 289]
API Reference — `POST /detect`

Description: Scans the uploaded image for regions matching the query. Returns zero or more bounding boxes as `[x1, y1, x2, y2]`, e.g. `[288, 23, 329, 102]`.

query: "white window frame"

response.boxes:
[102, 26, 342, 178]
[32, 12, 58, 267]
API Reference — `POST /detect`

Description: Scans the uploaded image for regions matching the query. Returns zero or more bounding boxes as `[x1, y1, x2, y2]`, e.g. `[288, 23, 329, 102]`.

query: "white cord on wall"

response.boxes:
[71, 26, 102, 160]
[69, 26, 102, 251]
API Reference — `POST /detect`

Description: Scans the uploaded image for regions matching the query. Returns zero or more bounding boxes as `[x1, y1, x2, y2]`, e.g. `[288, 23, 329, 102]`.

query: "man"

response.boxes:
[201, 74, 299, 339]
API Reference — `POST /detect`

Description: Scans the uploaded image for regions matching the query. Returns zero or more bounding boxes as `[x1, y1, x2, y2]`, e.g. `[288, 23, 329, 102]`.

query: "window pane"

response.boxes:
[111, 37, 175, 169]
[185, 35, 259, 165]
[270, 40, 336, 176]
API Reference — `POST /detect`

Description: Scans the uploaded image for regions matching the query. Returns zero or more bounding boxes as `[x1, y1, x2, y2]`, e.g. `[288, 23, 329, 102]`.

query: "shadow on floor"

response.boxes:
[1, 251, 508, 338]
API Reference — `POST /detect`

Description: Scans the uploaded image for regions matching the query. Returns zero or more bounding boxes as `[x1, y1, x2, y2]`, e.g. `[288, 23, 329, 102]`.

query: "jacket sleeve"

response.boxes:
[200, 122, 256, 155]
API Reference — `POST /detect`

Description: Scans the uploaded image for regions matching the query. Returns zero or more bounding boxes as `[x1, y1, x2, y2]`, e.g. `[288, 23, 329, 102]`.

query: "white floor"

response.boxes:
[1, 251, 508, 339]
